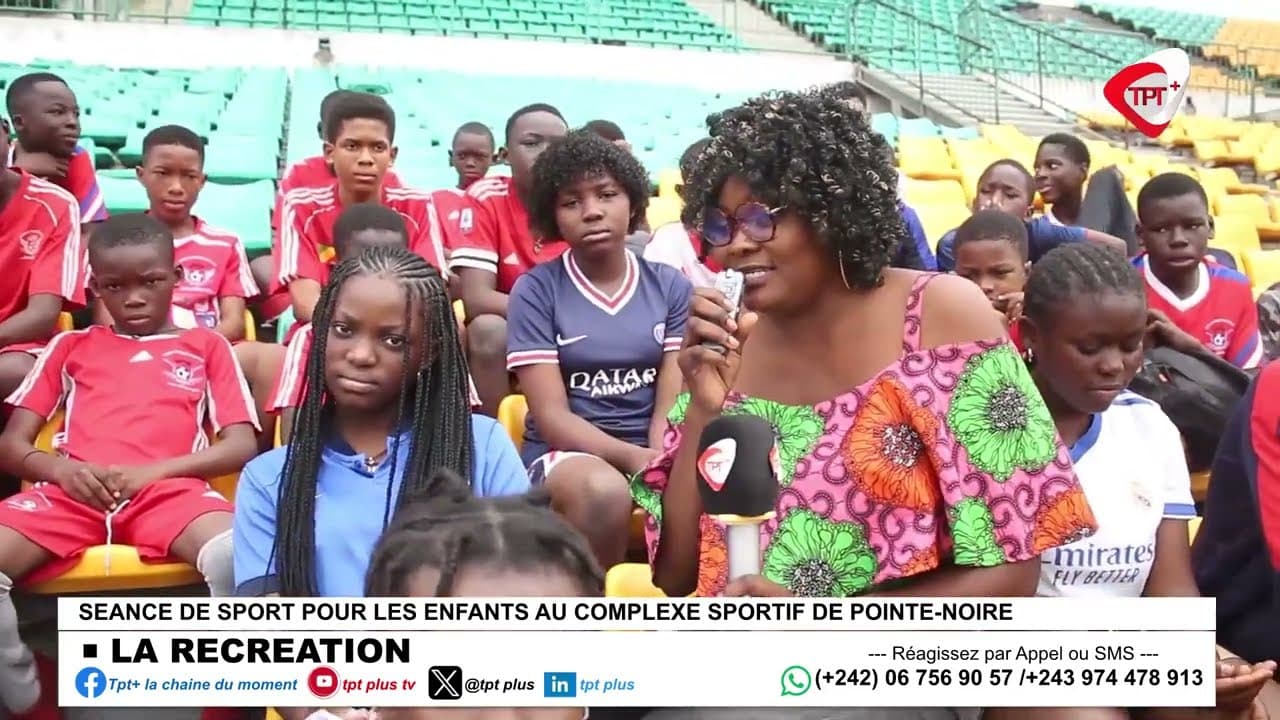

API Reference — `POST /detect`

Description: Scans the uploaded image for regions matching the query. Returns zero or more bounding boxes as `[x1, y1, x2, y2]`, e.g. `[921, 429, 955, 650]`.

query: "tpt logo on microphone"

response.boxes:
[1103, 47, 1191, 138]
[697, 438, 737, 492]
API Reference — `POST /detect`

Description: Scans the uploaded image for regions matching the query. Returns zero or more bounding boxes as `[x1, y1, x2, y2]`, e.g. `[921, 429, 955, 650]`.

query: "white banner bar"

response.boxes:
[58, 630, 1216, 708]
[57, 597, 1215, 632]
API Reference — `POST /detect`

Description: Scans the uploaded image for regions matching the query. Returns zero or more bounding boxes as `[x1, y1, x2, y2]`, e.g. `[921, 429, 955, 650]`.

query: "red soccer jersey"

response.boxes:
[7, 144, 106, 223]
[269, 322, 482, 411]
[432, 187, 471, 252]
[274, 184, 446, 292]
[448, 176, 567, 294]
[0, 172, 86, 342]
[271, 155, 401, 241]
[6, 326, 258, 466]
[170, 217, 259, 330]
[1137, 255, 1263, 369]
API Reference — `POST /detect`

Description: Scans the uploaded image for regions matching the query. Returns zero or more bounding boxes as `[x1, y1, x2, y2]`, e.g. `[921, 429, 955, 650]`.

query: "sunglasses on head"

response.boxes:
[701, 202, 785, 247]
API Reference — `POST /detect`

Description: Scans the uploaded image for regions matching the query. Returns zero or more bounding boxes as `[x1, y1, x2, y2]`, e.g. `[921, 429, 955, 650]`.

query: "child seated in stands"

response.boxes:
[269, 203, 479, 442]
[1133, 172, 1262, 369]
[447, 121, 495, 191]
[5, 72, 107, 227]
[0, 213, 257, 719]
[1034, 132, 1090, 227]
[275, 92, 446, 326]
[234, 245, 528, 603]
[450, 103, 570, 416]
[507, 131, 685, 569]
[936, 159, 1126, 271]
[989, 242, 1277, 720]
[951, 209, 1030, 351]
[0, 116, 85, 398]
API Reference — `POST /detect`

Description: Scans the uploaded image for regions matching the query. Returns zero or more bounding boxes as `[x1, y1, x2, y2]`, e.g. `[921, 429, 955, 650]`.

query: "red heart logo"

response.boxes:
[1104, 61, 1169, 139]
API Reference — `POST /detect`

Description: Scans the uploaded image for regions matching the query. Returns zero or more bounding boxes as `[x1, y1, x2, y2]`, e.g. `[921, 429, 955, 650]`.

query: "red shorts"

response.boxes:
[257, 288, 291, 323]
[0, 477, 232, 586]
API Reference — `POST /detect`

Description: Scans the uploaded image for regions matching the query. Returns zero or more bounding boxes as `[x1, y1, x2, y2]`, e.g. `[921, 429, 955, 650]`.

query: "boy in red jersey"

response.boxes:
[275, 92, 445, 325]
[1134, 172, 1262, 369]
[448, 121, 495, 190]
[450, 103, 569, 415]
[254, 90, 404, 314]
[0, 118, 85, 398]
[0, 213, 257, 719]
[5, 73, 107, 228]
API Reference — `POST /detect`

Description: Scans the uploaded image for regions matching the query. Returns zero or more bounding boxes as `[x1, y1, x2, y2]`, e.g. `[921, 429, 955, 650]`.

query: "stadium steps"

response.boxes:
[683, 0, 823, 53]
[866, 70, 1079, 137]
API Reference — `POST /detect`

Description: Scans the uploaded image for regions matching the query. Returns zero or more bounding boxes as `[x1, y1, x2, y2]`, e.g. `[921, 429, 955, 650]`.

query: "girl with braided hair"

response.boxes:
[639, 86, 1095, 604]
[984, 243, 1278, 720]
[233, 245, 530, 601]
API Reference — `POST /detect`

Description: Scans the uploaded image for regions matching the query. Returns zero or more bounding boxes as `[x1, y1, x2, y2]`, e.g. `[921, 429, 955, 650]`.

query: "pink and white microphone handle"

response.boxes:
[725, 521, 763, 581]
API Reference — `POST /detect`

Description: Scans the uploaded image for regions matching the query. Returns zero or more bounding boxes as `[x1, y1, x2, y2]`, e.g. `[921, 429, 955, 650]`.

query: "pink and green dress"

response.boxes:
[632, 274, 1099, 597]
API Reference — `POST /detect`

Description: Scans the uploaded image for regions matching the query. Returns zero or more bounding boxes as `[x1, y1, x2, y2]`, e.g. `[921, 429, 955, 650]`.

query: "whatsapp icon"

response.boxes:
[780, 665, 812, 696]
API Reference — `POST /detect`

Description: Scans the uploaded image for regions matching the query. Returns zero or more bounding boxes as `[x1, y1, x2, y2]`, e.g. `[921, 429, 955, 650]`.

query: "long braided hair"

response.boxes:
[365, 470, 604, 598]
[272, 246, 474, 597]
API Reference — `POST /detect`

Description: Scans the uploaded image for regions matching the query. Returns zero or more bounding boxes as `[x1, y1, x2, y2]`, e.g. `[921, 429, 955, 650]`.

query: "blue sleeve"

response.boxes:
[232, 454, 282, 596]
[472, 415, 531, 497]
[900, 205, 937, 271]
[506, 270, 558, 371]
[1027, 217, 1085, 261]
[663, 270, 692, 354]
[936, 230, 957, 272]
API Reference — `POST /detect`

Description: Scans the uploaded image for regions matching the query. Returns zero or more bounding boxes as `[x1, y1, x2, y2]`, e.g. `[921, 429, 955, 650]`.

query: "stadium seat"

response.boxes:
[1190, 471, 1210, 504]
[647, 196, 682, 229]
[916, 203, 971, 248]
[497, 394, 528, 450]
[20, 411, 242, 594]
[57, 313, 73, 332]
[1188, 516, 1202, 542]
[657, 168, 682, 199]
[243, 309, 256, 342]
[605, 562, 665, 597]
[1243, 250, 1280, 293]
[901, 179, 966, 209]
[1218, 195, 1280, 241]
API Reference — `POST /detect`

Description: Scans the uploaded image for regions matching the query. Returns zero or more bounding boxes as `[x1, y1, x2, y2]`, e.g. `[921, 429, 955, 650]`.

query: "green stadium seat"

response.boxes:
[98, 175, 150, 214]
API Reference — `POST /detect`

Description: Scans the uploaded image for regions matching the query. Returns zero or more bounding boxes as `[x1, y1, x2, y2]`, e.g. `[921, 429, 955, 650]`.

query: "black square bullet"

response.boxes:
[82, 643, 97, 659]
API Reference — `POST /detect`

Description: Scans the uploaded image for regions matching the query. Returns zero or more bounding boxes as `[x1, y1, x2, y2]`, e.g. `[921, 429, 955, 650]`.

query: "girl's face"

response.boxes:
[953, 238, 1029, 310]
[973, 164, 1032, 218]
[1023, 290, 1146, 416]
[555, 172, 631, 251]
[324, 273, 427, 415]
[706, 175, 831, 315]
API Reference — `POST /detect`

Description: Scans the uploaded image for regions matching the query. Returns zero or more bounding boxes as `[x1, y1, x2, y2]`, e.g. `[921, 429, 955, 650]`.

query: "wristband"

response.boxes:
[20, 448, 45, 471]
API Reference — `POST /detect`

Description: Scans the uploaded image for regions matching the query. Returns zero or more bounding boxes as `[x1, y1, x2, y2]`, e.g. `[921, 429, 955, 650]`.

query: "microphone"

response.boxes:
[696, 414, 781, 581]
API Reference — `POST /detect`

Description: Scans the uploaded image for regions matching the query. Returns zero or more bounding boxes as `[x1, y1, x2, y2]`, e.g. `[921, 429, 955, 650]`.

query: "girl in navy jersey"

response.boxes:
[506, 131, 690, 570]
[985, 243, 1277, 720]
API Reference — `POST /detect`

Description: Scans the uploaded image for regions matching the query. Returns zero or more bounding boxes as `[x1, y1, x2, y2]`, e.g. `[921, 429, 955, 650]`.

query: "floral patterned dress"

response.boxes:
[631, 274, 1099, 597]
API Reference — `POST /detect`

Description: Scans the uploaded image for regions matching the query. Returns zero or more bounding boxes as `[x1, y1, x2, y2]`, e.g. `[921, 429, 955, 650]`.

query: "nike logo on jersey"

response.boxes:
[503, 253, 520, 266]
[555, 334, 589, 347]
[129, 351, 153, 363]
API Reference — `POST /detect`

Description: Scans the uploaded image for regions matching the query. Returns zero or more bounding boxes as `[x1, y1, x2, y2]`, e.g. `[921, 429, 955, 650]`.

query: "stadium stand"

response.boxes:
[1081, 4, 1225, 46]
[186, 0, 744, 51]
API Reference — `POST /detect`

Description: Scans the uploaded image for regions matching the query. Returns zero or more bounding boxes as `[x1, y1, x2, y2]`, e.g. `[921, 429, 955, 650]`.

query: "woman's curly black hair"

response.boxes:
[528, 129, 651, 242]
[680, 89, 905, 290]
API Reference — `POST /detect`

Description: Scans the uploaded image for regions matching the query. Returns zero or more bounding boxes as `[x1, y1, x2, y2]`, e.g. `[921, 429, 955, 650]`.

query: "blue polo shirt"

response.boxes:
[232, 414, 529, 597]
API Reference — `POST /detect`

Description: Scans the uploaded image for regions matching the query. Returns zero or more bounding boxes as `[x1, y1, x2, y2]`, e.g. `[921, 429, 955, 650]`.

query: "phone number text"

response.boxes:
[813, 667, 1206, 692]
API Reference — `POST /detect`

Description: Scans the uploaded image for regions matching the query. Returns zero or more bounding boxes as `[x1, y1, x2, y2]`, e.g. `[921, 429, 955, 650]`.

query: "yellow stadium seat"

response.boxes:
[1190, 471, 1210, 504]
[1244, 250, 1280, 291]
[267, 710, 284, 720]
[1218, 195, 1280, 241]
[453, 298, 465, 325]
[898, 138, 961, 182]
[916, 204, 971, 249]
[902, 179, 967, 209]
[1213, 214, 1262, 258]
[1188, 516, 1202, 542]
[21, 411, 241, 594]
[1199, 167, 1269, 196]
[497, 393, 527, 451]
[605, 562, 665, 597]
[646, 196, 682, 229]
[57, 312, 73, 332]
[657, 168, 682, 199]
[243, 309, 256, 342]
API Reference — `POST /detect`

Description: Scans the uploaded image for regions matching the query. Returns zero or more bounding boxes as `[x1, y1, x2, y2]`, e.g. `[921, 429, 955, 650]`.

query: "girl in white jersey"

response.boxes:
[986, 243, 1277, 720]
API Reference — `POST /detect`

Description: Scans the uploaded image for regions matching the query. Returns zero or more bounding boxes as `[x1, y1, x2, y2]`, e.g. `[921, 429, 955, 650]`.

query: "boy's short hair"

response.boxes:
[980, 158, 1036, 198]
[583, 119, 626, 142]
[954, 208, 1030, 260]
[504, 103, 565, 143]
[322, 92, 396, 144]
[142, 124, 205, 162]
[5, 72, 67, 115]
[332, 203, 408, 257]
[1135, 171, 1209, 220]
[453, 121, 494, 146]
[89, 213, 175, 257]
[1038, 132, 1091, 167]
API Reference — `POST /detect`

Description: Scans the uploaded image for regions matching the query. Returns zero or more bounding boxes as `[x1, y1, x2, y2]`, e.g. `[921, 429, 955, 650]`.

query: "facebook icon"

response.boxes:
[543, 672, 577, 698]
[75, 667, 107, 699]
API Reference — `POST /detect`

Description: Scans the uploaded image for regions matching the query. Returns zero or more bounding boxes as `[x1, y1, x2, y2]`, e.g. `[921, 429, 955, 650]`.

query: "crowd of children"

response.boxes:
[0, 68, 1279, 719]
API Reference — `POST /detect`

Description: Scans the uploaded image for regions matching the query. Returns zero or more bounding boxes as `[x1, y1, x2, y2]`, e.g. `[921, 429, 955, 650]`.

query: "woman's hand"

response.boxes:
[677, 286, 758, 414]
[722, 574, 792, 597]
[1216, 658, 1276, 715]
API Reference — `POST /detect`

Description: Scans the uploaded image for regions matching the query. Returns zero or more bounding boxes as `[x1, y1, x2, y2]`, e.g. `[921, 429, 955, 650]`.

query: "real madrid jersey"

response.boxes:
[506, 249, 691, 464]
[1037, 391, 1196, 597]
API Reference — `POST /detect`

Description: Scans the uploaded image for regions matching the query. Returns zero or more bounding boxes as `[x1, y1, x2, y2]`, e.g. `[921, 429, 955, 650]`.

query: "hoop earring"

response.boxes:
[837, 247, 852, 291]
